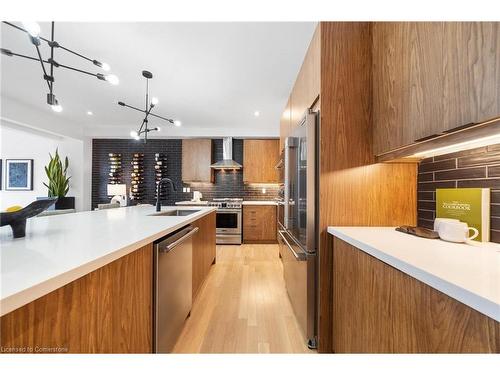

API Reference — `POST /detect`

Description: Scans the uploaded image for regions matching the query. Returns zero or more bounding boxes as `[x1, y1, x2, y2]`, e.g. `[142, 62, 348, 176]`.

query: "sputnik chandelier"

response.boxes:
[118, 70, 181, 142]
[1, 21, 119, 113]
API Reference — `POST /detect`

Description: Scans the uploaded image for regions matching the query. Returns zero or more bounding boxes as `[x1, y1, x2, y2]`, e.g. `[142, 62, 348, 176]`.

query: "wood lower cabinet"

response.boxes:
[242, 205, 277, 243]
[182, 139, 213, 182]
[243, 140, 280, 183]
[0, 213, 217, 354]
[332, 237, 500, 353]
[0, 244, 153, 353]
[191, 212, 216, 298]
[373, 22, 500, 156]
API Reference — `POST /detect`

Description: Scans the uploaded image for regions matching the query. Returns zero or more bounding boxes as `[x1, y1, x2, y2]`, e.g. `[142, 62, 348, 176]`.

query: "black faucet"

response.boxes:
[156, 178, 177, 212]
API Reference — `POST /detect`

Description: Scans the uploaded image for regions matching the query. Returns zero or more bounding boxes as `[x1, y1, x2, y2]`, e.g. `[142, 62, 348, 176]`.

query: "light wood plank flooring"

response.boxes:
[173, 244, 312, 353]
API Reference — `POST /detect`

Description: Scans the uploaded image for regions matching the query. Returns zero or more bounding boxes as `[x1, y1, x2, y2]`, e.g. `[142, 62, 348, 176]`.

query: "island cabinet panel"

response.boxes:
[182, 139, 213, 182]
[242, 205, 277, 243]
[191, 212, 216, 299]
[243, 140, 280, 183]
[332, 237, 500, 353]
[0, 244, 153, 353]
[373, 22, 500, 156]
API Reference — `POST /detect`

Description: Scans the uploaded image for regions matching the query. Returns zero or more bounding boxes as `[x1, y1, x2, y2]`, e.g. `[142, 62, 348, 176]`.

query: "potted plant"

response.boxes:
[43, 149, 75, 210]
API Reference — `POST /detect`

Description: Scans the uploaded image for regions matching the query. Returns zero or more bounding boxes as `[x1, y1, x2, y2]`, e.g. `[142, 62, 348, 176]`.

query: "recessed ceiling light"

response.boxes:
[254, 110, 260, 117]
[87, 111, 93, 115]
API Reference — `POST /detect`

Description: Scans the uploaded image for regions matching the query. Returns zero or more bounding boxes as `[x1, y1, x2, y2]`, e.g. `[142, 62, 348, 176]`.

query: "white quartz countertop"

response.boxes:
[175, 200, 209, 206]
[328, 226, 500, 322]
[242, 201, 278, 205]
[0, 205, 215, 316]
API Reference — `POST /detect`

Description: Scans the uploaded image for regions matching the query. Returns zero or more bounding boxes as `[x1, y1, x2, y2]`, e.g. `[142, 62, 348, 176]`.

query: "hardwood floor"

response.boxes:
[173, 244, 312, 353]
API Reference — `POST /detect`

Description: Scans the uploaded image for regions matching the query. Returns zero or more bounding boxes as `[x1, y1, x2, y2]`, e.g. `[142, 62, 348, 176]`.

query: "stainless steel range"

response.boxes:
[209, 198, 242, 245]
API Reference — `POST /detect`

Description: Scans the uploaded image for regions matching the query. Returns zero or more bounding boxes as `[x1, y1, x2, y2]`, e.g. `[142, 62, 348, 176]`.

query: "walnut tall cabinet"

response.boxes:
[280, 22, 419, 353]
[281, 22, 500, 353]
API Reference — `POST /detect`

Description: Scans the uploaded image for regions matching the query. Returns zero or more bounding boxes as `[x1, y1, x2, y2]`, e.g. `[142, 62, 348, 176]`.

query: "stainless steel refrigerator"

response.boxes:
[278, 110, 318, 349]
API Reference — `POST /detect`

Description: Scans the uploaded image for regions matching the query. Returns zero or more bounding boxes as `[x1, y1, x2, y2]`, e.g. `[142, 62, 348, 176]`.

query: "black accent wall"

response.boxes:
[417, 143, 500, 243]
[91, 138, 280, 209]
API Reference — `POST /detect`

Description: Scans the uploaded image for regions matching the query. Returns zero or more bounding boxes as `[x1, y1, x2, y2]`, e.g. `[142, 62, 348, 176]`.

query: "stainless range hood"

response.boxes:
[210, 137, 242, 169]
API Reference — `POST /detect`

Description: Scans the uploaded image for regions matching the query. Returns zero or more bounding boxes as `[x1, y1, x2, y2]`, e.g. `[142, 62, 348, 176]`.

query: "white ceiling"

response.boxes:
[1, 22, 316, 138]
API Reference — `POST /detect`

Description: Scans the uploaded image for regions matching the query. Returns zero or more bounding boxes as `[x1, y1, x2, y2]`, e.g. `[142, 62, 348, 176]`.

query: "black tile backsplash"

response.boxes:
[417, 143, 500, 243]
[91, 138, 280, 209]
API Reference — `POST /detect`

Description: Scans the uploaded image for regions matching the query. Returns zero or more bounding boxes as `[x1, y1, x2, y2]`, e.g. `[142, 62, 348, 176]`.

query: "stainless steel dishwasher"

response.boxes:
[154, 225, 198, 353]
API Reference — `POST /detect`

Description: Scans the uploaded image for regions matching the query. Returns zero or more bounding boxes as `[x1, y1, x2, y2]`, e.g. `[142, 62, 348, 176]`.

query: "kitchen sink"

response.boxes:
[149, 209, 201, 217]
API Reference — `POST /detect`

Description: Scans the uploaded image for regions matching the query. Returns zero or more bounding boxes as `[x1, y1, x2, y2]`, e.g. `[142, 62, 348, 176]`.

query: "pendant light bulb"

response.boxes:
[22, 21, 41, 38]
[130, 130, 139, 138]
[174, 120, 182, 127]
[51, 104, 63, 113]
[105, 74, 119, 85]
[151, 97, 159, 105]
[156, 126, 161, 132]
[93, 60, 110, 71]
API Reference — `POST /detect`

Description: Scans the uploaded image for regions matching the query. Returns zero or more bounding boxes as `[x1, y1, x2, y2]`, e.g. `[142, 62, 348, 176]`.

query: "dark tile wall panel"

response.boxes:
[91, 138, 279, 209]
[417, 143, 500, 243]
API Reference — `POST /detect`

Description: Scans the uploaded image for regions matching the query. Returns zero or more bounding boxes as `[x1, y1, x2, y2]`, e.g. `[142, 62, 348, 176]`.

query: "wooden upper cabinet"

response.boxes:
[243, 139, 280, 183]
[279, 98, 291, 151]
[290, 25, 321, 131]
[182, 139, 213, 182]
[279, 24, 320, 150]
[373, 22, 500, 156]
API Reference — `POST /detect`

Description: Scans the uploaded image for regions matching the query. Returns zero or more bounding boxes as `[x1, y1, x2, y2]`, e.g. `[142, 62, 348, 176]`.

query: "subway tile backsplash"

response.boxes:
[91, 138, 280, 209]
[417, 144, 500, 243]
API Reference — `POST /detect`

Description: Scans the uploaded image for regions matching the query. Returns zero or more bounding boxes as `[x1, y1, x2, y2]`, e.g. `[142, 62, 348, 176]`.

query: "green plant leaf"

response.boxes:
[44, 149, 71, 198]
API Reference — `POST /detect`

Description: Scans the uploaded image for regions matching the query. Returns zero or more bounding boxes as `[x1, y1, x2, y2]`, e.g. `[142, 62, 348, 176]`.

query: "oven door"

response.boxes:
[216, 209, 241, 235]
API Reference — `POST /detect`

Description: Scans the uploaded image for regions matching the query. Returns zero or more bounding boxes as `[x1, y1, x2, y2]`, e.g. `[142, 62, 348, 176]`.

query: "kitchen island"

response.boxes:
[328, 227, 500, 353]
[0, 205, 216, 353]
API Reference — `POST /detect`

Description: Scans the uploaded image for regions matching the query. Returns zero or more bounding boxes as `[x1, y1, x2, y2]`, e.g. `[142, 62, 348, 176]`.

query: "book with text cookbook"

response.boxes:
[436, 188, 490, 242]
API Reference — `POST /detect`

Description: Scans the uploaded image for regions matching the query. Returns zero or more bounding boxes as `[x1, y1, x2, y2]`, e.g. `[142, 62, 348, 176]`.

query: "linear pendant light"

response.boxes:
[1, 21, 119, 113]
[118, 70, 181, 143]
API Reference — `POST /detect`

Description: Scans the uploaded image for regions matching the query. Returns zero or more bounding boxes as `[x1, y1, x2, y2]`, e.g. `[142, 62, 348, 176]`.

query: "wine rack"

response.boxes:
[108, 153, 122, 184]
[130, 153, 145, 201]
[154, 153, 168, 200]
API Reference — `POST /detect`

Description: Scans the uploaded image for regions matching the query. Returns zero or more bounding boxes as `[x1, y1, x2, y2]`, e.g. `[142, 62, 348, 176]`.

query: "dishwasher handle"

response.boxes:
[157, 226, 199, 253]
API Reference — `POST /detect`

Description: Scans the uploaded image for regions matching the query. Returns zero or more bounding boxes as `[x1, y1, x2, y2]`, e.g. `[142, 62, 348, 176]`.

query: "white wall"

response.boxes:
[0, 122, 85, 211]
[1, 96, 85, 140]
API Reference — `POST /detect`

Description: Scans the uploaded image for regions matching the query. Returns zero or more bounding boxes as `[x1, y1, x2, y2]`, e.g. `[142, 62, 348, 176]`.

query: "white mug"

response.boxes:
[438, 221, 479, 243]
[434, 218, 460, 232]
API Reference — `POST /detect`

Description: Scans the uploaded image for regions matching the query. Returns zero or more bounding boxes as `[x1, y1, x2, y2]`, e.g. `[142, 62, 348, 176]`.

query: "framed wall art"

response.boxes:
[5, 159, 33, 191]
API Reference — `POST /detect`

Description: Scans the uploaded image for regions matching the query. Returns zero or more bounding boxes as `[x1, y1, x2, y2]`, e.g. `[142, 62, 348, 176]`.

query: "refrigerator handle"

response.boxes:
[278, 230, 306, 261]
